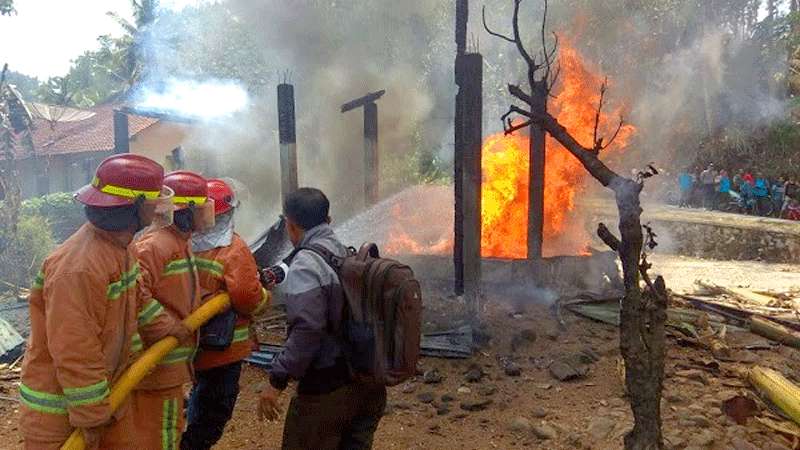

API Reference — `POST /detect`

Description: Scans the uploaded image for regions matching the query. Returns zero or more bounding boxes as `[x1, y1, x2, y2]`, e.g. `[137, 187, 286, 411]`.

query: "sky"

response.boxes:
[0, 0, 205, 79]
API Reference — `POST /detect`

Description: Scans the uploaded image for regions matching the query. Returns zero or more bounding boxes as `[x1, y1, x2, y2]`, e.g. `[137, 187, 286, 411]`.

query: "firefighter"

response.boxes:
[131, 170, 215, 450]
[19, 154, 187, 450]
[181, 178, 270, 450]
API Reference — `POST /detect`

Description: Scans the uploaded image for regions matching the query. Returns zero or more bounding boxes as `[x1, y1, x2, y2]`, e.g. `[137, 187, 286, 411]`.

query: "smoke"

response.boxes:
[134, 78, 250, 120]
[128, 0, 457, 241]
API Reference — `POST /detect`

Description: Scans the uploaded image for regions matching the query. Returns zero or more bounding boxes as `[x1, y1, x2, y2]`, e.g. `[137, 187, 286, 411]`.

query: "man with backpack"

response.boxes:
[258, 188, 388, 450]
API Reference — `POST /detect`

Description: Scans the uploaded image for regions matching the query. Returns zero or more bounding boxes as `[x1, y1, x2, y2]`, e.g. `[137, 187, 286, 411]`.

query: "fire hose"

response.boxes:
[59, 292, 249, 450]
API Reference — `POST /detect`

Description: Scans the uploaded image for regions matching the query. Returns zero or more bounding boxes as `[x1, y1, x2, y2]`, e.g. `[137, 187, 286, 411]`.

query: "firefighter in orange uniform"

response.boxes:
[181, 178, 270, 449]
[131, 170, 214, 450]
[19, 154, 186, 450]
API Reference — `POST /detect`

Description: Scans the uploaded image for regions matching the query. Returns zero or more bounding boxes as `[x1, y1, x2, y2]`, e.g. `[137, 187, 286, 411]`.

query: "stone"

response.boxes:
[393, 401, 413, 410]
[688, 415, 711, 428]
[400, 382, 417, 394]
[454, 412, 469, 419]
[508, 417, 532, 433]
[675, 369, 709, 385]
[532, 421, 558, 440]
[687, 429, 716, 448]
[417, 392, 435, 404]
[549, 353, 592, 381]
[587, 417, 616, 441]
[663, 431, 686, 450]
[664, 392, 686, 404]
[465, 365, 485, 383]
[545, 329, 560, 340]
[531, 406, 548, 418]
[460, 399, 492, 412]
[510, 329, 537, 352]
[424, 369, 444, 384]
[436, 404, 451, 416]
[478, 385, 497, 397]
[457, 386, 472, 395]
[441, 394, 455, 403]
[504, 361, 522, 377]
[730, 437, 759, 450]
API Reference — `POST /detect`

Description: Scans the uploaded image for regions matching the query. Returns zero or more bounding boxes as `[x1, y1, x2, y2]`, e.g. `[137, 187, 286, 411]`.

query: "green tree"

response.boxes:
[6, 71, 40, 101]
[0, 0, 14, 16]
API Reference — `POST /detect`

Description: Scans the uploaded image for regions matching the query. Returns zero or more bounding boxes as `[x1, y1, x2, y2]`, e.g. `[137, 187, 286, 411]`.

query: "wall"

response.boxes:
[16, 152, 111, 199]
[130, 121, 193, 170]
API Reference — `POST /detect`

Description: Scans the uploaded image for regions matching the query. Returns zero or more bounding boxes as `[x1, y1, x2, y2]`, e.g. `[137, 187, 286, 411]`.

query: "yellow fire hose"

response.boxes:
[60, 292, 246, 450]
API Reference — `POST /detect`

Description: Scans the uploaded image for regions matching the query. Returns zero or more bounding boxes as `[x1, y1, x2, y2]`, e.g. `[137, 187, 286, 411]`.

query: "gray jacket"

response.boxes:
[269, 224, 348, 391]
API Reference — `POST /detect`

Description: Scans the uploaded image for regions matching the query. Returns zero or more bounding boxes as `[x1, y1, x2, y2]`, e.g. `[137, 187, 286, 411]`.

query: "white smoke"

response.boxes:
[134, 77, 250, 121]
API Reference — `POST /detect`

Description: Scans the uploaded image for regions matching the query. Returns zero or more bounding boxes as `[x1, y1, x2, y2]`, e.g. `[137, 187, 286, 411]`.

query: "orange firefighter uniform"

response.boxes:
[19, 224, 179, 450]
[193, 233, 269, 371]
[131, 225, 201, 450]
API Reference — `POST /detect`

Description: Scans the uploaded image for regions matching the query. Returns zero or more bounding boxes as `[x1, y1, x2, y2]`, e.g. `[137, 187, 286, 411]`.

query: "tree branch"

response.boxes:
[482, 6, 515, 44]
[504, 119, 533, 135]
[508, 84, 533, 105]
[597, 223, 621, 251]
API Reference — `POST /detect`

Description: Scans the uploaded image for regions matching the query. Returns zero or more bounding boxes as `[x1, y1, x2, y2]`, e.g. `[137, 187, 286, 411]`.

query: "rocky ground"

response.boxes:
[0, 256, 798, 449]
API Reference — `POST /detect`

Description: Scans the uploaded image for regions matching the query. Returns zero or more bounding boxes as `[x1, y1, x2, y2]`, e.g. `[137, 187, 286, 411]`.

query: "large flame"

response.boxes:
[384, 41, 635, 258]
[481, 42, 636, 259]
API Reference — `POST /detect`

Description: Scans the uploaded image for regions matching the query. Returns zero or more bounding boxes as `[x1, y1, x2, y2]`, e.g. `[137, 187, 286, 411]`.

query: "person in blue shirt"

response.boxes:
[754, 174, 769, 198]
[678, 170, 693, 207]
[717, 170, 731, 209]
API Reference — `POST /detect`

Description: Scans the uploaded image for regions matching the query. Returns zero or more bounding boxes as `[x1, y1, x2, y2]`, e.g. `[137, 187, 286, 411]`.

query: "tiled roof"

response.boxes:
[10, 103, 158, 159]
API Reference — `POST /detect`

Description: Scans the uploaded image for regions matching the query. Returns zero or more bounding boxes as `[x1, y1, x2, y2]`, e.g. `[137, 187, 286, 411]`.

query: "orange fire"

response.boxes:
[481, 41, 636, 259]
[384, 41, 635, 258]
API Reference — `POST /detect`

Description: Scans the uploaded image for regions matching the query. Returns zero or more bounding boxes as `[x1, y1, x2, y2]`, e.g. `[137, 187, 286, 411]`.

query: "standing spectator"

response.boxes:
[732, 170, 744, 191]
[718, 169, 731, 209]
[700, 164, 718, 209]
[783, 179, 799, 217]
[678, 170, 693, 207]
[772, 177, 786, 216]
[743, 170, 755, 186]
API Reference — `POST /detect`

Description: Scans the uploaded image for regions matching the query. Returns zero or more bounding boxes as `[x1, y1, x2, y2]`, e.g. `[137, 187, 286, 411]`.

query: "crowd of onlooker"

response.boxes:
[677, 164, 800, 220]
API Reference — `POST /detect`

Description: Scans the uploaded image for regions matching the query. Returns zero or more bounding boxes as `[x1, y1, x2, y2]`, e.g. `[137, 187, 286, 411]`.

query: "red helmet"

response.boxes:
[207, 178, 238, 215]
[76, 154, 164, 207]
[163, 171, 209, 209]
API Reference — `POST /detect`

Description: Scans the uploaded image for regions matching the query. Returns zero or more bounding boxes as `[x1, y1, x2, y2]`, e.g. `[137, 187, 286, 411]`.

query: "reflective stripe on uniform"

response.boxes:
[138, 299, 166, 326]
[159, 346, 196, 365]
[194, 257, 224, 278]
[19, 384, 68, 415]
[131, 332, 144, 353]
[162, 397, 179, 450]
[232, 326, 250, 344]
[107, 264, 140, 300]
[32, 271, 44, 290]
[63, 379, 109, 407]
[163, 257, 196, 277]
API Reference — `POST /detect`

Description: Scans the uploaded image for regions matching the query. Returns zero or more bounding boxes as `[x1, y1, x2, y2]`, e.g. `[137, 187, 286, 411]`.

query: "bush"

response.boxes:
[0, 215, 56, 290]
[21, 192, 84, 242]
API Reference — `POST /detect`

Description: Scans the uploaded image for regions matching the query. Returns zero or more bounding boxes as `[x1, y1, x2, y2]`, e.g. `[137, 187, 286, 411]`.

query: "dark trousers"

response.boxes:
[181, 361, 243, 450]
[282, 382, 387, 450]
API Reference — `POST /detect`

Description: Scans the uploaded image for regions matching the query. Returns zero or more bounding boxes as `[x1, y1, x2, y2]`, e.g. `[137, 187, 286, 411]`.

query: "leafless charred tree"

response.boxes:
[484, 2, 668, 449]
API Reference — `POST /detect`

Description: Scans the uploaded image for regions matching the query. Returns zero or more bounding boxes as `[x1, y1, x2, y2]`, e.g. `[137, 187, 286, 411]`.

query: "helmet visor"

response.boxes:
[192, 198, 216, 232]
[140, 186, 176, 229]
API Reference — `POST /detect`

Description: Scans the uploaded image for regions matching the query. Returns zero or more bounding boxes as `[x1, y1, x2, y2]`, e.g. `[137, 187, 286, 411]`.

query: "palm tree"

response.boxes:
[105, 0, 159, 91]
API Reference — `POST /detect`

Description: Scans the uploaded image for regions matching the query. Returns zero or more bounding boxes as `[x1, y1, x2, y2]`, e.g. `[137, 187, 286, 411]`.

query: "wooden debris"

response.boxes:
[750, 316, 800, 349]
[748, 366, 800, 426]
[695, 281, 777, 307]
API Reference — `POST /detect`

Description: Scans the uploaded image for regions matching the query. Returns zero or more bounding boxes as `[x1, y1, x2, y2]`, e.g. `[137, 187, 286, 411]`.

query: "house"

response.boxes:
[10, 102, 192, 199]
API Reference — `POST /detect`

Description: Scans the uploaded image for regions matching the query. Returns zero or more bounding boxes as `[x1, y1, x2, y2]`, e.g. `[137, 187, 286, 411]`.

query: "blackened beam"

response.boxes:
[277, 83, 298, 201]
[113, 110, 129, 154]
[340, 90, 386, 113]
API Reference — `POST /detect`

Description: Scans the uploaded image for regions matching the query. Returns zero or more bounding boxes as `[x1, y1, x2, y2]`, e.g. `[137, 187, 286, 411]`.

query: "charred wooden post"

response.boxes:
[528, 87, 547, 260]
[454, 0, 469, 296]
[277, 83, 299, 202]
[113, 110, 129, 154]
[460, 54, 483, 314]
[341, 90, 385, 207]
